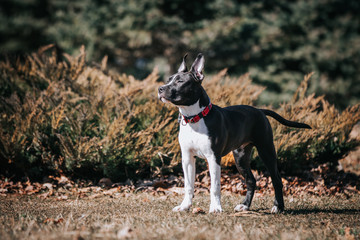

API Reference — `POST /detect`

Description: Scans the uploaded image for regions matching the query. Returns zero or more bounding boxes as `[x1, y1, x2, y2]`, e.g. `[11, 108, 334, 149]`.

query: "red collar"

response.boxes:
[181, 102, 213, 124]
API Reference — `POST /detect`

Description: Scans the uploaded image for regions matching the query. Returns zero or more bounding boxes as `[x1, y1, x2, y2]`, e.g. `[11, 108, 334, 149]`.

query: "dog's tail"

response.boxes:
[260, 109, 311, 129]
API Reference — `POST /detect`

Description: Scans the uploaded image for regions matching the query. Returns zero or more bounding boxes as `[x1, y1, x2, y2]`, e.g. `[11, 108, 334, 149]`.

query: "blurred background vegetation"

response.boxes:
[1, 0, 359, 109]
[0, 0, 359, 182]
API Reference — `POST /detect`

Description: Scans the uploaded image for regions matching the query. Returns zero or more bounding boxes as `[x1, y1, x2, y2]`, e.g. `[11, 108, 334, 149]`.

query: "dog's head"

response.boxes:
[158, 53, 205, 106]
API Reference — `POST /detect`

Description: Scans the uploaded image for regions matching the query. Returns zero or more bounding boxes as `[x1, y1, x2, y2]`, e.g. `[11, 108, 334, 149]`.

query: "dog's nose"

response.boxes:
[158, 86, 165, 93]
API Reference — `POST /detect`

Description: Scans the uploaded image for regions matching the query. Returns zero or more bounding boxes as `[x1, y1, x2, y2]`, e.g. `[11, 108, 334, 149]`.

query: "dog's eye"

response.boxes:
[175, 76, 184, 83]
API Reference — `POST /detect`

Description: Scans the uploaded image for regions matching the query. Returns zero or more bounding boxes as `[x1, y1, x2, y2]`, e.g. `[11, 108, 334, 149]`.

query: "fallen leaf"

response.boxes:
[43, 218, 64, 224]
[159, 195, 169, 201]
[192, 207, 206, 214]
[103, 187, 119, 195]
[25, 185, 34, 192]
[42, 183, 53, 191]
[88, 193, 102, 199]
[155, 187, 168, 193]
[58, 176, 70, 185]
[54, 218, 64, 224]
[56, 195, 68, 201]
[38, 192, 52, 199]
[43, 218, 53, 224]
[168, 187, 184, 195]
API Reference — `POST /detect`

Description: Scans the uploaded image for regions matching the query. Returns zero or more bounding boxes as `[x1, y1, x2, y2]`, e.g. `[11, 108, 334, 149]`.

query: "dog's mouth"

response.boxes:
[158, 93, 170, 103]
[160, 97, 169, 103]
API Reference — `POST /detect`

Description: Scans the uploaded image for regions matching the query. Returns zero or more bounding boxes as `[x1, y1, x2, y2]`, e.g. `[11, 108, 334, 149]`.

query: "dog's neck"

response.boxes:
[178, 100, 204, 117]
[178, 88, 210, 118]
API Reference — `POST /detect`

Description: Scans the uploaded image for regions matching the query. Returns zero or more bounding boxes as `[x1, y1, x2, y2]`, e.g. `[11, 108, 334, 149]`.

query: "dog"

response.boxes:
[158, 53, 311, 213]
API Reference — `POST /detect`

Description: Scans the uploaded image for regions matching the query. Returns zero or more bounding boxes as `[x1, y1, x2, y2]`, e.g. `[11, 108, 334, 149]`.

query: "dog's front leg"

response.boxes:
[173, 151, 195, 212]
[207, 155, 222, 213]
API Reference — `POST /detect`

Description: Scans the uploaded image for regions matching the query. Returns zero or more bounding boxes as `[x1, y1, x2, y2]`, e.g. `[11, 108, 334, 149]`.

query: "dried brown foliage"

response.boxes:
[223, 73, 360, 173]
[0, 46, 359, 181]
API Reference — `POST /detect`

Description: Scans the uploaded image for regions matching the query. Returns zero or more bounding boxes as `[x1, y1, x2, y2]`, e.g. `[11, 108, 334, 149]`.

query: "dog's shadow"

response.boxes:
[284, 208, 360, 215]
[245, 208, 360, 216]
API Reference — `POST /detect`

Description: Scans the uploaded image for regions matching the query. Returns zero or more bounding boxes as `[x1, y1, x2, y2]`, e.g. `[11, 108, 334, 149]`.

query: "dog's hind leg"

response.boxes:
[233, 144, 256, 212]
[256, 138, 284, 213]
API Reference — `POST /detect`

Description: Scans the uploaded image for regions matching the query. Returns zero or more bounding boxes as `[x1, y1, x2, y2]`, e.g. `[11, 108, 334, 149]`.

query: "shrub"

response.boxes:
[0, 46, 358, 181]
[222, 73, 360, 175]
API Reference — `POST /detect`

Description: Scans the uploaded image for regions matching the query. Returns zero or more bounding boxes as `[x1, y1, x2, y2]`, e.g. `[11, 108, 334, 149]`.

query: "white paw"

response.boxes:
[172, 204, 191, 212]
[209, 204, 223, 213]
[234, 204, 249, 212]
[271, 206, 279, 214]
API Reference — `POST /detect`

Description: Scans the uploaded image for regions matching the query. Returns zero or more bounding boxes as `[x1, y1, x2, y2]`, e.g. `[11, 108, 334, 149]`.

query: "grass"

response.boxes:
[1, 46, 359, 239]
[1, 192, 359, 239]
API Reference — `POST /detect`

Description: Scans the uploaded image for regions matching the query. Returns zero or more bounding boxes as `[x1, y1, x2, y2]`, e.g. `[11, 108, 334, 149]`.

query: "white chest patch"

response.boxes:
[179, 119, 213, 159]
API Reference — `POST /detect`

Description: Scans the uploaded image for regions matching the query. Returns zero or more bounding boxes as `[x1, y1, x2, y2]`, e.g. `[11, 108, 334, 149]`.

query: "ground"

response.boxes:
[1, 191, 359, 240]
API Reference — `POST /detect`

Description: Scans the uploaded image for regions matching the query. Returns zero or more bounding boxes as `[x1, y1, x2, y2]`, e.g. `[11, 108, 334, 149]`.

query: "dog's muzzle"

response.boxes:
[158, 86, 169, 103]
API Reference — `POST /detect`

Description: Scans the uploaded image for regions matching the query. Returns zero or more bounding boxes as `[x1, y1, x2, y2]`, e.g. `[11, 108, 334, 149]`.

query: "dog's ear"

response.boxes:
[190, 53, 205, 82]
[177, 54, 188, 73]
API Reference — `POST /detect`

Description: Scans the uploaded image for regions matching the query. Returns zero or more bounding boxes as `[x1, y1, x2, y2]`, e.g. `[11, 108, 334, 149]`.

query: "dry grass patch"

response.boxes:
[1, 192, 359, 239]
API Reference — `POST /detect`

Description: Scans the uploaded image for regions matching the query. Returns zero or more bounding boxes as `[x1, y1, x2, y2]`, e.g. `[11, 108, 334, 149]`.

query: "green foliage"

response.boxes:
[0, 47, 359, 181]
[1, 0, 359, 108]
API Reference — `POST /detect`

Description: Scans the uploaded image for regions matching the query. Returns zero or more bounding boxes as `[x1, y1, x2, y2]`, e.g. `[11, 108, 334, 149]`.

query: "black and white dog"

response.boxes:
[158, 54, 311, 213]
